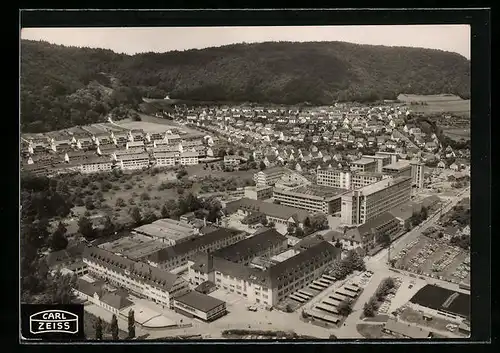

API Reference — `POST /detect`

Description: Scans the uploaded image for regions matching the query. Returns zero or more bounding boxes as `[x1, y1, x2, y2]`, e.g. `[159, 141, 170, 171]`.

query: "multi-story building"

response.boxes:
[362, 154, 392, 173]
[254, 166, 290, 187]
[410, 160, 425, 189]
[341, 176, 412, 225]
[316, 168, 351, 189]
[153, 151, 177, 167]
[212, 229, 288, 265]
[118, 153, 151, 170]
[179, 151, 199, 165]
[349, 158, 377, 173]
[274, 170, 311, 190]
[83, 246, 190, 309]
[80, 157, 114, 174]
[273, 185, 347, 214]
[382, 160, 412, 179]
[225, 198, 312, 228]
[187, 240, 340, 307]
[351, 172, 386, 190]
[146, 228, 246, 271]
[172, 290, 227, 322]
[375, 151, 399, 165]
[223, 155, 240, 169]
[132, 219, 198, 246]
[244, 185, 274, 200]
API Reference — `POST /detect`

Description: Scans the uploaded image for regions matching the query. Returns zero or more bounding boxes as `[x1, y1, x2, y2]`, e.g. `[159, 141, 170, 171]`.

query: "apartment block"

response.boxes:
[244, 185, 274, 200]
[83, 246, 190, 309]
[254, 166, 290, 186]
[273, 185, 347, 214]
[341, 176, 412, 225]
[410, 160, 425, 189]
[362, 154, 392, 173]
[316, 168, 352, 189]
[349, 158, 377, 173]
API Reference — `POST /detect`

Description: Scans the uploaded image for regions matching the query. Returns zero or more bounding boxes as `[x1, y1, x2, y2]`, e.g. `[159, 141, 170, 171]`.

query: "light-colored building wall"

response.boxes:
[316, 169, 351, 189]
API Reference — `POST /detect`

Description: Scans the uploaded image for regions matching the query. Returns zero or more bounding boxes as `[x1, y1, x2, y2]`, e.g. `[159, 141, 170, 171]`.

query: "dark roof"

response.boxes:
[294, 235, 325, 251]
[212, 229, 287, 263]
[174, 291, 225, 313]
[100, 292, 134, 311]
[357, 212, 397, 235]
[410, 284, 470, 319]
[45, 250, 72, 268]
[389, 204, 416, 221]
[83, 246, 182, 292]
[418, 195, 441, 209]
[225, 198, 311, 224]
[76, 278, 104, 298]
[199, 225, 219, 235]
[269, 241, 340, 283]
[147, 228, 243, 263]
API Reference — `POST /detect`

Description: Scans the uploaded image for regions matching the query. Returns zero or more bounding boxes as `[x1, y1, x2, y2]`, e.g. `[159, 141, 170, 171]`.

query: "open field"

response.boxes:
[398, 94, 470, 116]
[442, 128, 471, 141]
[117, 114, 201, 135]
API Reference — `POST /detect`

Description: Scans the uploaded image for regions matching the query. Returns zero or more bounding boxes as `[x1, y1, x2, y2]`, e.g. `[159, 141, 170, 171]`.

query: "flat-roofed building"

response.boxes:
[179, 151, 199, 165]
[375, 151, 399, 165]
[274, 171, 311, 190]
[146, 228, 246, 271]
[254, 166, 290, 186]
[212, 229, 287, 265]
[410, 160, 425, 189]
[341, 176, 412, 225]
[316, 168, 351, 189]
[132, 218, 198, 246]
[83, 246, 190, 309]
[349, 158, 377, 173]
[351, 171, 386, 190]
[362, 154, 392, 173]
[382, 160, 412, 179]
[244, 185, 273, 200]
[273, 184, 347, 214]
[172, 290, 227, 322]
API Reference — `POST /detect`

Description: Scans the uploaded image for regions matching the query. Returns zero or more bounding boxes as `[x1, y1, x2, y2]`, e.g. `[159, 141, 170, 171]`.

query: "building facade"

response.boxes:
[83, 246, 190, 308]
[341, 176, 412, 225]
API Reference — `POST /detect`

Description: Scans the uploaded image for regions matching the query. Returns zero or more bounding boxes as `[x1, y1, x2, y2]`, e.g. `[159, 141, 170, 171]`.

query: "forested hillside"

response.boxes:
[21, 40, 470, 132]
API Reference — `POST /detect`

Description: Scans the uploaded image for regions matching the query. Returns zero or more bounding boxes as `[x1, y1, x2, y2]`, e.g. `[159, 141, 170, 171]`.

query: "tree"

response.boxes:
[259, 161, 267, 171]
[161, 204, 170, 218]
[287, 224, 295, 235]
[421, 206, 428, 220]
[363, 299, 377, 317]
[343, 250, 366, 272]
[337, 300, 353, 316]
[335, 239, 342, 248]
[115, 198, 126, 207]
[102, 216, 115, 237]
[176, 169, 188, 180]
[128, 310, 135, 339]
[268, 221, 275, 228]
[304, 217, 311, 228]
[130, 207, 142, 226]
[295, 227, 305, 238]
[78, 216, 95, 239]
[310, 213, 328, 231]
[376, 233, 391, 247]
[95, 317, 103, 340]
[49, 222, 68, 251]
[111, 314, 119, 340]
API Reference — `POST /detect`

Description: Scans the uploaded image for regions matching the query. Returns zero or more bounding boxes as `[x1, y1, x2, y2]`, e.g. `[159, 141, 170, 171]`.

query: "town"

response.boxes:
[21, 100, 471, 340]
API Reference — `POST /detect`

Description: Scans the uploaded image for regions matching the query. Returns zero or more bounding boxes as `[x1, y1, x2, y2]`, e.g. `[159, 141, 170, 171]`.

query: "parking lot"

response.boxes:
[393, 236, 470, 283]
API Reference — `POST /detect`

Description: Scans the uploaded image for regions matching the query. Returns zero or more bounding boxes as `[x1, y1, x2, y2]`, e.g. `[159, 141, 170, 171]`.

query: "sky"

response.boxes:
[21, 25, 470, 59]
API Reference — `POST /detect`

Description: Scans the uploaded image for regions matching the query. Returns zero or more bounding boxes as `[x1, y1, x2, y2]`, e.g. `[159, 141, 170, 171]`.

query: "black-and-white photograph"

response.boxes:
[19, 11, 484, 343]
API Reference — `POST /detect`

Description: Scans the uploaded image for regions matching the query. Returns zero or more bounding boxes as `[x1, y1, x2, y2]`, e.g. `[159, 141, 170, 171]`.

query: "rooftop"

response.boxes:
[351, 158, 376, 165]
[384, 318, 431, 339]
[213, 229, 287, 263]
[133, 219, 196, 241]
[276, 184, 347, 201]
[225, 198, 311, 224]
[356, 176, 412, 196]
[410, 284, 470, 320]
[383, 160, 411, 171]
[174, 290, 225, 313]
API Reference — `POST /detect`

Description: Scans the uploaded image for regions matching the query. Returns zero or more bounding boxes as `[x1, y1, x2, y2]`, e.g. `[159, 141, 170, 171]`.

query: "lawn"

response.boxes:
[398, 94, 470, 117]
[399, 307, 467, 337]
[356, 323, 390, 339]
[442, 128, 471, 141]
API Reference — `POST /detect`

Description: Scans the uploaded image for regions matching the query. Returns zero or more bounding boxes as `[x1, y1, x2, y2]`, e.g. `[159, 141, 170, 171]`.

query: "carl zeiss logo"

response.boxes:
[22, 305, 84, 340]
[30, 310, 78, 335]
